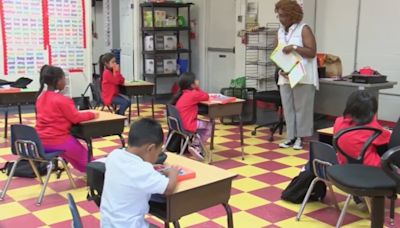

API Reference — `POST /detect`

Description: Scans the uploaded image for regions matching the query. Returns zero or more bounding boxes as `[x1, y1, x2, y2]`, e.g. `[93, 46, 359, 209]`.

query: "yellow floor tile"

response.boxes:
[274, 147, 307, 155]
[232, 155, 267, 165]
[275, 167, 302, 178]
[92, 140, 119, 148]
[229, 165, 267, 178]
[277, 215, 333, 228]
[229, 193, 269, 211]
[275, 156, 308, 167]
[240, 145, 266, 155]
[209, 153, 229, 162]
[178, 213, 209, 227]
[274, 181, 292, 190]
[214, 211, 270, 228]
[232, 178, 269, 192]
[275, 199, 328, 214]
[243, 138, 267, 146]
[7, 185, 56, 201]
[59, 187, 89, 202]
[33, 204, 89, 225]
[0, 147, 10, 156]
[212, 137, 232, 145]
[0, 202, 30, 220]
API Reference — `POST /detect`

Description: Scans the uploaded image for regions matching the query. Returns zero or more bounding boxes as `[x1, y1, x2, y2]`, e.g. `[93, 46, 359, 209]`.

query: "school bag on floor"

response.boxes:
[0, 160, 47, 178]
[281, 169, 326, 204]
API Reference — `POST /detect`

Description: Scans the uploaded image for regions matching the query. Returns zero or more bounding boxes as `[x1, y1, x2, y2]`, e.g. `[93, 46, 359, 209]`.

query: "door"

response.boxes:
[207, 0, 236, 93]
[119, 0, 134, 81]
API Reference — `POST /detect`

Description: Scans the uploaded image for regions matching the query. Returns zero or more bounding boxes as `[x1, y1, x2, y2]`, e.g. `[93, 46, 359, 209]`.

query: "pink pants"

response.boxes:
[192, 120, 212, 146]
[43, 136, 88, 172]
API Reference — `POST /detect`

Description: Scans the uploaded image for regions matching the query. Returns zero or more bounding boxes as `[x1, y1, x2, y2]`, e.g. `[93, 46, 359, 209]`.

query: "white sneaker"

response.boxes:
[188, 146, 205, 160]
[293, 138, 303, 150]
[279, 138, 295, 148]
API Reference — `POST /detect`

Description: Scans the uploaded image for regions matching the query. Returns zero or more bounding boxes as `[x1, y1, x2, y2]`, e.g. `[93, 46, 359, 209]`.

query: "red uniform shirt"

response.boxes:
[333, 116, 391, 167]
[35, 91, 96, 145]
[175, 88, 209, 133]
[101, 69, 124, 105]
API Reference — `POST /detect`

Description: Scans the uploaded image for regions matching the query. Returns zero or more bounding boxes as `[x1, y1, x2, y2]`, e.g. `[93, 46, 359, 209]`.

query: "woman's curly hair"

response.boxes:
[275, 0, 303, 24]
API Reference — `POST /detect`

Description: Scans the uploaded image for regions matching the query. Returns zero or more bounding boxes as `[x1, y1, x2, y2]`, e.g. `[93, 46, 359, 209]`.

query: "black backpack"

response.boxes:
[281, 169, 327, 204]
[0, 160, 48, 178]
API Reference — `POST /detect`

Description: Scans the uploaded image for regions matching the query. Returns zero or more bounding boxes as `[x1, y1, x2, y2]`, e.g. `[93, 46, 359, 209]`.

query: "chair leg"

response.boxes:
[36, 161, 54, 205]
[336, 194, 352, 228]
[365, 197, 372, 214]
[163, 132, 175, 153]
[58, 157, 76, 189]
[179, 137, 190, 155]
[172, 221, 181, 228]
[390, 195, 396, 226]
[296, 177, 319, 221]
[28, 160, 44, 184]
[197, 134, 211, 163]
[0, 158, 21, 200]
[328, 184, 340, 211]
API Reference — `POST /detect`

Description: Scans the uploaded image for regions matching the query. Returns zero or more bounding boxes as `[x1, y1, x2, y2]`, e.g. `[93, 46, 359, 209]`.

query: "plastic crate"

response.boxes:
[220, 87, 257, 125]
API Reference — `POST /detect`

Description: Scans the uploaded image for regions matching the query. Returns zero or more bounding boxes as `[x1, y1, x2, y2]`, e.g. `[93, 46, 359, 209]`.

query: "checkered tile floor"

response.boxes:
[0, 104, 398, 227]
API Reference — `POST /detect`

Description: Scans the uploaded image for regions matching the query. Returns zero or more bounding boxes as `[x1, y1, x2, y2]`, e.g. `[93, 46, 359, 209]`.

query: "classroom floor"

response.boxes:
[0, 104, 398, 228]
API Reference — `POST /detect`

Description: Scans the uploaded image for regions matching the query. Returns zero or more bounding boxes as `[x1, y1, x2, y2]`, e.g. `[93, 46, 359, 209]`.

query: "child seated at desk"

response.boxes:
[334, 90, 391, 167]
[35, 65, 98, 172]
[101, 118, 179, 228]
[170, 73, 211, 160]
[99, 53, 131, 116]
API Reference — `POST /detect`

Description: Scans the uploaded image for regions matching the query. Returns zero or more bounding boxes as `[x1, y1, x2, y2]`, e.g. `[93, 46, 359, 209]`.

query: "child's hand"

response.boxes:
[113, 64, 120, 72]
[164, 166, 180, 178]
[92, 111, 100, 119]
[194, 80, 200, 88]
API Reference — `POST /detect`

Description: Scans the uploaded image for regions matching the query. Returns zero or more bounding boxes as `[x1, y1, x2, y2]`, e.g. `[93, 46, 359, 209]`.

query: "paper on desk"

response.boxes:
[288, 63, 305, 88]
[270, 43, 302, 73]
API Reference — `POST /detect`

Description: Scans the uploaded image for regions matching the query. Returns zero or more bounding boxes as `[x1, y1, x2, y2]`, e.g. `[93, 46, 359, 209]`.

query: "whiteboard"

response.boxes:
[356, 0, 400, 95]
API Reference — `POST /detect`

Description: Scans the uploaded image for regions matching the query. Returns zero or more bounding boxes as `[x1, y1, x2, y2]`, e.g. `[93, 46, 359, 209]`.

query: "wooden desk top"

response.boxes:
[123, 81, 155, 87]
[165, 152, 237, 194]
[317, 127, 333, 136]
[79, 110, 126, 124]
[200, 98, 245, 106]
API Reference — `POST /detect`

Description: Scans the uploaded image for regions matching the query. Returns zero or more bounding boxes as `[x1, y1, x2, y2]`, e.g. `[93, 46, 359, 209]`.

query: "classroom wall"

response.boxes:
[92, 3, 108, 66]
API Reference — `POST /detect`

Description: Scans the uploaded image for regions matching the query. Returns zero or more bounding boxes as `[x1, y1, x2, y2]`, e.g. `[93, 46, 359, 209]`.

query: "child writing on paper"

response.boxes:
[99, 53, 131, 116]
[334, 90, 391, 167]
[35, 65, 98, 172]
[101, 118, 179, 228]
[170, 73, 211, 160]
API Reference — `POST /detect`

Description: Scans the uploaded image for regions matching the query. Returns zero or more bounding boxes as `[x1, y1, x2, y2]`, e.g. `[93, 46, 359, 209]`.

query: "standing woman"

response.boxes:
[275, 0, 319, 150]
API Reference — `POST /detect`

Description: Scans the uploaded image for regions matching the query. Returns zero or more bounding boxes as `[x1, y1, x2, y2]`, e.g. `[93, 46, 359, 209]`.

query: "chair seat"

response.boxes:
[327, 164, 396, 197]
[41, 150, 63, 160]
[254, 91, 281, 105]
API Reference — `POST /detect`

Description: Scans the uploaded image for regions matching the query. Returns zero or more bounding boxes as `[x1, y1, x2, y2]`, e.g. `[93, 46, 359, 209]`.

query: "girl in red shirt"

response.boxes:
[36, 65, 98, 172]
[333, 90, 391, 167]
[171, 73, 211, 160]
[99, 53, 131, 116]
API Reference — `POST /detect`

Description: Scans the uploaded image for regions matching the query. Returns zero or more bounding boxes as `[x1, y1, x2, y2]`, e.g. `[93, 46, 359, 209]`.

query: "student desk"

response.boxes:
[199, 99, 245, 158]
[315, 79, 397, 116]
[317, 127, 333, 145]
[149, 152, 237, 228]
[119, 81, 155, 123]
[0, 89, 37, 138]
[72, 111, 126, 161]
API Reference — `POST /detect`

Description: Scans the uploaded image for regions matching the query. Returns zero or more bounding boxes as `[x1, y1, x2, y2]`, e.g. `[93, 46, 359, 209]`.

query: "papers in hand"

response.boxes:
[270, 43, 305, 88]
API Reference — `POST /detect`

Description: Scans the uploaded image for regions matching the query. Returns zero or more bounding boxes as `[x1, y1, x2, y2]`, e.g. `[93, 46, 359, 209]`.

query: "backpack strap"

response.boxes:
[0, 162, 10, 174]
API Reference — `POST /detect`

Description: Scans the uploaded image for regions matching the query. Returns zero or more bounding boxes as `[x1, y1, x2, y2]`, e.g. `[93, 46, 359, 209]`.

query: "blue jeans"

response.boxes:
[112, 95, 131, 115]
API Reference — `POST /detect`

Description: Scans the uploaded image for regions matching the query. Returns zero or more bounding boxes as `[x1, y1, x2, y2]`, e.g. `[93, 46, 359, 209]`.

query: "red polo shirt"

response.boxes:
[101, 69, 125, 105]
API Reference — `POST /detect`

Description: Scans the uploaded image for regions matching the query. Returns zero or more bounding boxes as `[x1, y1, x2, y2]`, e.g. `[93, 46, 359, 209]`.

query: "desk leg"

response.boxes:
[210, 118, 215, 150]
[128, 96, 132, 124]
[4, 109, 8, 138]
[18, 105, 22, 123]
[371, 196, 385, 228]
[118, 134, 126, 148]
[172, 221, 181, 228]
[151, 95, 155, 119]
[85, 138, 93, 162]
[136, 96, 140, 117]
[239, 114, 244, 160]
[223, 203, 234, 228]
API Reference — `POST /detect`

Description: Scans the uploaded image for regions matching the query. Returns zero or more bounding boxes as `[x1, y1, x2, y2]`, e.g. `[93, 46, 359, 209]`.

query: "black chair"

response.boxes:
[163, 104, 211, 162]
[89, 78, 116, 113]
[296, 141, 339, 221]
[67, 193, 83, 228]
[388, 117, 400, 149]
[0, 125, 76, 205]
[327, 126, 397, 228]
[251, 68, 284, 141]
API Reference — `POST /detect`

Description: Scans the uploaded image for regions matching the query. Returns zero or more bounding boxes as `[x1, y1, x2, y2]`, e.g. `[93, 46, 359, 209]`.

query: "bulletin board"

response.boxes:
[0, 0, 87, 77]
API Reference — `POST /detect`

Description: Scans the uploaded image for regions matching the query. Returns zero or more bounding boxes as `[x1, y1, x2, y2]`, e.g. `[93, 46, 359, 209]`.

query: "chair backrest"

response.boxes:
[67, 193, 83, 228]
[309, 141, 338, 179]
[333, 126, 382, 164]
[388, 117, 400, 149]
[11, 124, 46, 159]
[89, 78, 102, 105]
[166, 104, 185, 133]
